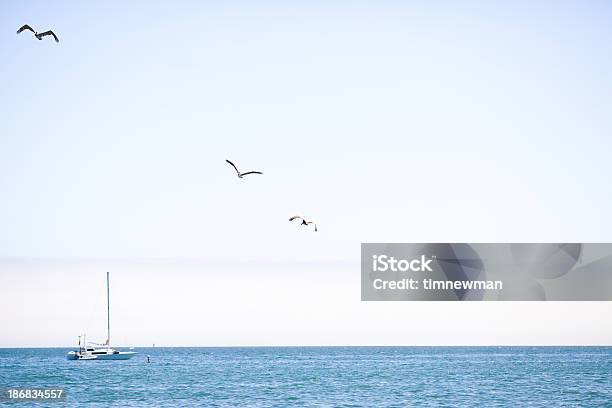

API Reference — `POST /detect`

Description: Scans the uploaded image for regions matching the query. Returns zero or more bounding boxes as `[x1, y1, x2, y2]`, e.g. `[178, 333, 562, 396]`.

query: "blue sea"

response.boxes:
[0, 347, 610, 407]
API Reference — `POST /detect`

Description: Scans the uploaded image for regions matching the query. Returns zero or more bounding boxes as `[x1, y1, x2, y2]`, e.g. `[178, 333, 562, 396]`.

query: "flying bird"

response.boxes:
[16, 24, 59, 43]
[226, 160, 263, 178]
[289, 216, 318, 232]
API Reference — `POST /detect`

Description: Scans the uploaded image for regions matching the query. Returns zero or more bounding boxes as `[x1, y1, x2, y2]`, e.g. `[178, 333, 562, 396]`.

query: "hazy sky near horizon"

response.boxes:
[1, 1, 612, 346]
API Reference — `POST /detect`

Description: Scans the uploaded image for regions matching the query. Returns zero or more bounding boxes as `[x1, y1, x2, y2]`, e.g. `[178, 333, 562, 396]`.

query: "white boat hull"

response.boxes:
[67, 350, 137, 361]
[95, 351, 137, 360]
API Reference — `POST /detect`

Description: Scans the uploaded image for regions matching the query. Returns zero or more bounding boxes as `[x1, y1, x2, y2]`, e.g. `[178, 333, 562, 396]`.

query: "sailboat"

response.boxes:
[67, 272, 137, 361]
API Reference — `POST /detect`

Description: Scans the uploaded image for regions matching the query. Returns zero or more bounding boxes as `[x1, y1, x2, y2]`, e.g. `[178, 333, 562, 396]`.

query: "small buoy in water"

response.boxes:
[147, 355, 151, 363]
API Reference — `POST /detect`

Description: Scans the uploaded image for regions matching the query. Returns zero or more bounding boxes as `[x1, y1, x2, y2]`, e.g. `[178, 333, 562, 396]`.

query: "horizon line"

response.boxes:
[2, 344, 611, 349]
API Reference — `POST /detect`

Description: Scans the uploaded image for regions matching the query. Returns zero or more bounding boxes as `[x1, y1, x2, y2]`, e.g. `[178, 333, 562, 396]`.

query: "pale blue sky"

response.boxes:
[2, 1, 612, 261]
[1, 2, 612, 346]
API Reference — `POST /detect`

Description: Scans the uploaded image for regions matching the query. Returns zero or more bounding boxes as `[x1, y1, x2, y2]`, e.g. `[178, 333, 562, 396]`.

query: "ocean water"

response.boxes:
[0, 347, 610, 407]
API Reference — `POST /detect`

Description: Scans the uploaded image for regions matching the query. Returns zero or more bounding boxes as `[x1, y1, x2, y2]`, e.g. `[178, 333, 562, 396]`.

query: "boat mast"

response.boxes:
[106, 271, 110, 347]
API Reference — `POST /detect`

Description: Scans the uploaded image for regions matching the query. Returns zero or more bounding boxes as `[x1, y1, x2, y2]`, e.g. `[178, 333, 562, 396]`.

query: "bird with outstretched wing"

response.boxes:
[16, 24, 60, 43]
[226, 159, 263, 178]
[289, 216, 318, 232]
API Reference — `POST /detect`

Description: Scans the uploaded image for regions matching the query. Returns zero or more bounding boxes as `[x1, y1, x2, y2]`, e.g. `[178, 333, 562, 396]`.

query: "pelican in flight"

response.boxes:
[289, 216, 318, 232]
[16, 24, 59, 43]
[226, 160, 263, 178]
